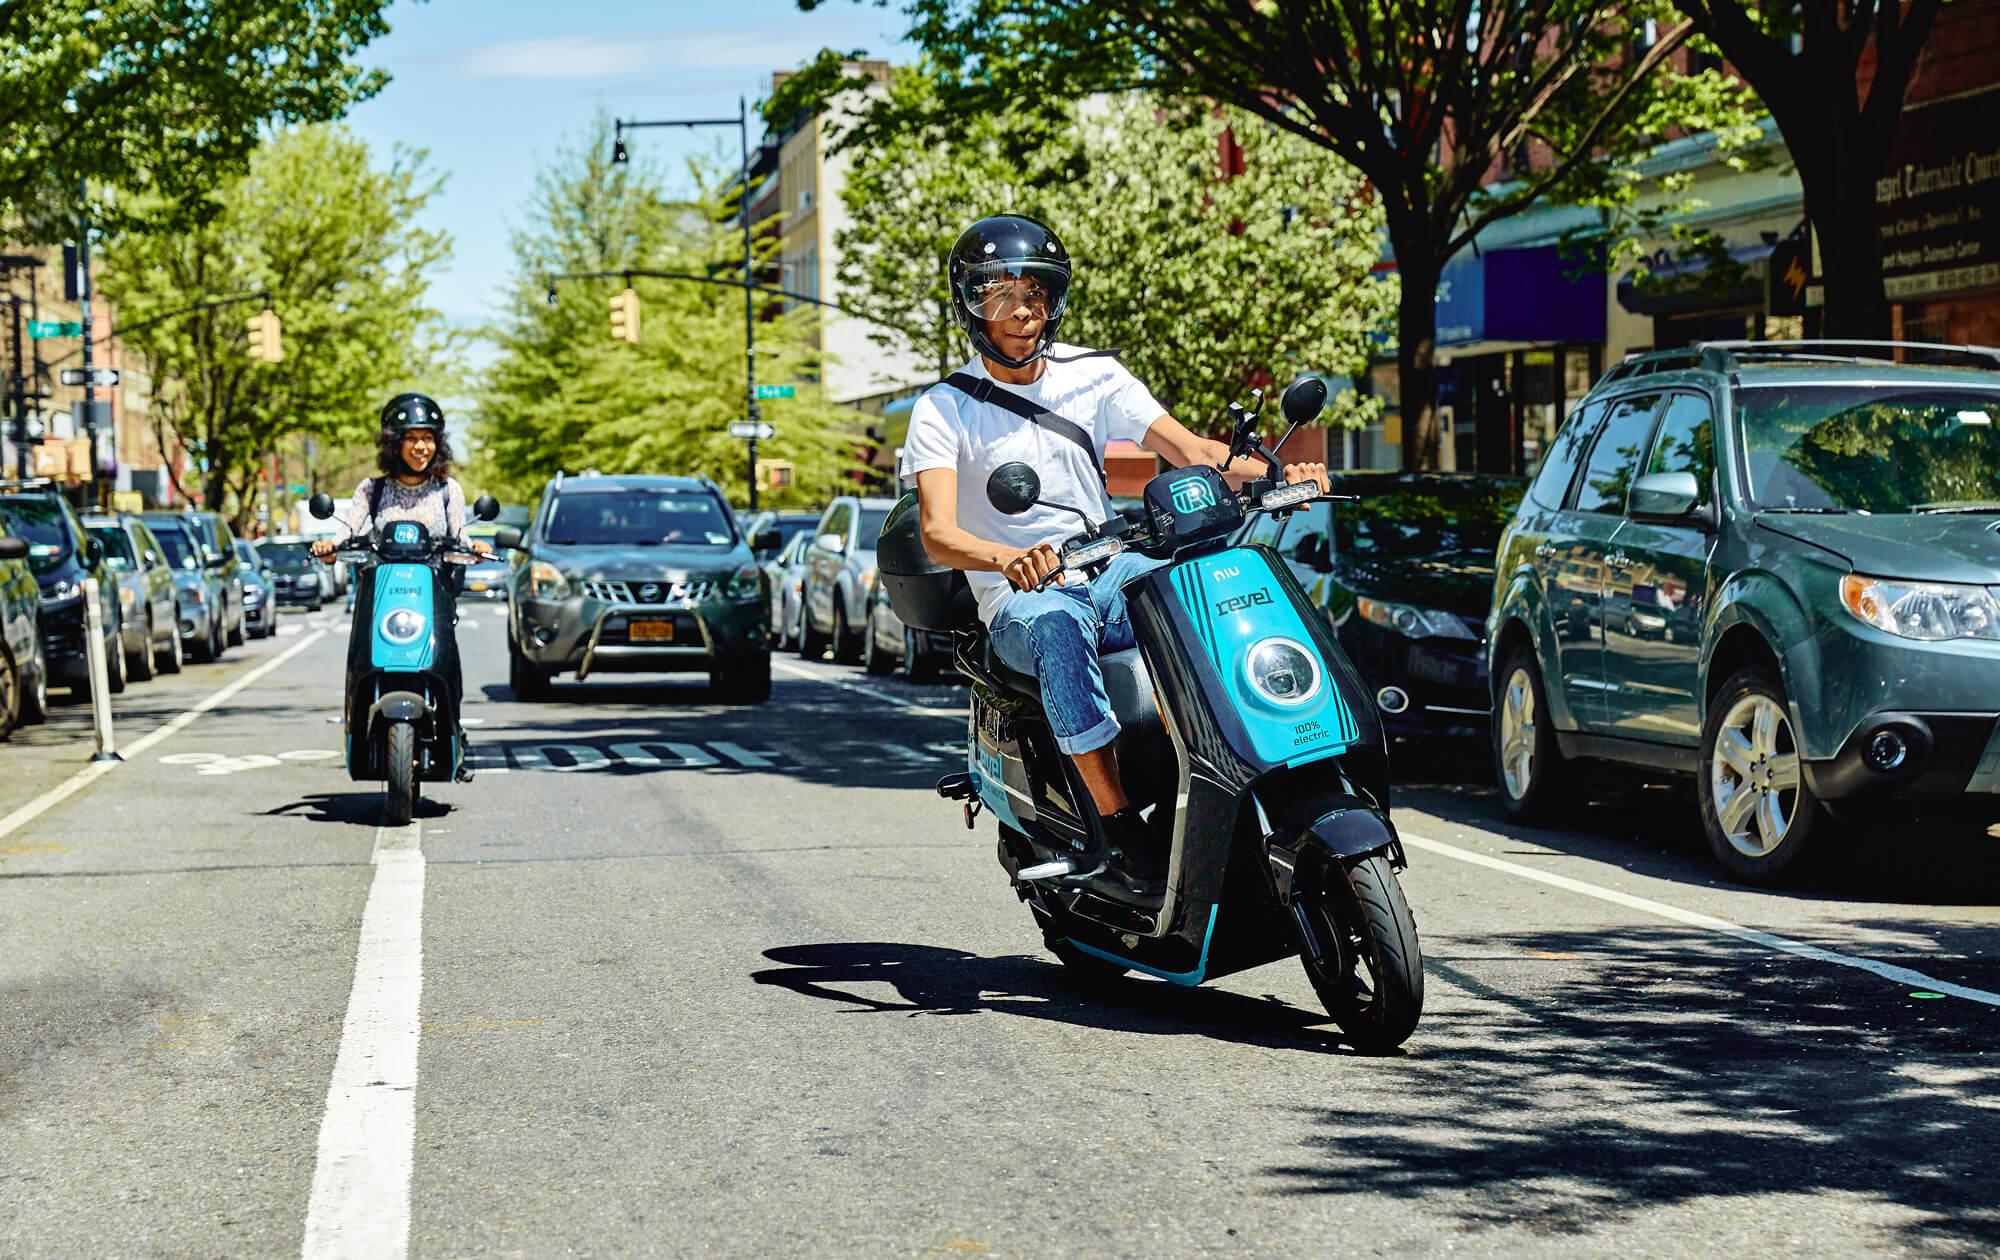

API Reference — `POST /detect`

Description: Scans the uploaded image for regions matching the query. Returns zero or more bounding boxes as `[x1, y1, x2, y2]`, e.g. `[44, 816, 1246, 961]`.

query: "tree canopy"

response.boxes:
[98, 125, 457, 529]
[473, 118, 860, 508]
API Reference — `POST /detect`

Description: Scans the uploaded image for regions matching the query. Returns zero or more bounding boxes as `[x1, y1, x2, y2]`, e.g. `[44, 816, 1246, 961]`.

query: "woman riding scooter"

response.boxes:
[313, 393, 491, 776]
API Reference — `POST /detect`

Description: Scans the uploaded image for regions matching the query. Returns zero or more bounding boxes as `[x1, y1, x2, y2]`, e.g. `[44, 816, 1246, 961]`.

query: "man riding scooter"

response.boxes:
[902, 214, 1331, 888]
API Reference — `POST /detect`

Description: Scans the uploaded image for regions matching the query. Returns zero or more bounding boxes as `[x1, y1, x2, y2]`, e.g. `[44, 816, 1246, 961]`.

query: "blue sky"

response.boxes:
[344, 0, 912, 343]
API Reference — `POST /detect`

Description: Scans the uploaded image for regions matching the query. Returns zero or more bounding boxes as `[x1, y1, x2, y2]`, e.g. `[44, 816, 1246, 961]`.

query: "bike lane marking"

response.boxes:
[302, 818, 425, 1260]
[0, 627, 330, 844]
[1402, 831, 2000, 1008]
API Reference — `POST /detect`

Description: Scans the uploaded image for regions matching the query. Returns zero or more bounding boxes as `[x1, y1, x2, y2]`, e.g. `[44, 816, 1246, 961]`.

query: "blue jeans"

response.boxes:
[988, 551, 1169, 755]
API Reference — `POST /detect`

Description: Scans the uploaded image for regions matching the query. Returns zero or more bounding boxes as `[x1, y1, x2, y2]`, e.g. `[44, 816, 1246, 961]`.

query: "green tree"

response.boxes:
[473, 119, 859, 508]
[98, 125, 456, 528]
[780, 1, 1748, 470]
[2, 0, 404, 238]
[837, 79, 1396, 432]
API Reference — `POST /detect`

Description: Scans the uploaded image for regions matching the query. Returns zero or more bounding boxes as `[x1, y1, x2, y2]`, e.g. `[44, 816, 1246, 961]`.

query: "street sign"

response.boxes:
[28, 320, 82, 339]
[754, 385, 795, 400]
[58, 367, 119, 387]
[729, 422, 776, 440]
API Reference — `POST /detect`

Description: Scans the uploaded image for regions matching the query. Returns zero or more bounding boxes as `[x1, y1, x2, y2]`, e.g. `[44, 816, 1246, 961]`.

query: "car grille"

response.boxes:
[580, 578, 716, 605]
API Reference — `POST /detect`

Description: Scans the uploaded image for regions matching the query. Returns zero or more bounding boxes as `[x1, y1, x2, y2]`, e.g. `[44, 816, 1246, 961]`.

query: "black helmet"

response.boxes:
[380, 392, 445, 435]
[947, 215, 1071, 369]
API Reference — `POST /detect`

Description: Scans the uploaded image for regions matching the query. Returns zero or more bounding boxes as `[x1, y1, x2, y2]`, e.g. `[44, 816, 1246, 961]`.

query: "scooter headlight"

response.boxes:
[380, 608, 427, 644]
[1245, 636, 1321, 707]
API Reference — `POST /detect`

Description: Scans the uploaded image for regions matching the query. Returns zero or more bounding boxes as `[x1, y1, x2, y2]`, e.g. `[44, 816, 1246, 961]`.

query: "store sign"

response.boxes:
[1434, 244, 1605, 347]
[1877, 90, 2000, 300]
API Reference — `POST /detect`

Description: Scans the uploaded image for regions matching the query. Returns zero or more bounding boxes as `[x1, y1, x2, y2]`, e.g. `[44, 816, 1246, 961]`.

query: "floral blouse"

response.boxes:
[341, 476, 471, 548]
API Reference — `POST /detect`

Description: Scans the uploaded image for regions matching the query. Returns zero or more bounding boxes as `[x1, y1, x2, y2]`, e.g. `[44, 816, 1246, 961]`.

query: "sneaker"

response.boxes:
[1097, 807, 1167, 894]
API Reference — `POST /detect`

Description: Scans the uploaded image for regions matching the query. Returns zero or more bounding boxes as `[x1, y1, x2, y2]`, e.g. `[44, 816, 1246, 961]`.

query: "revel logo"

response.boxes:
[392, 522, 420, 545]
[1215, 589, 1273, 617]
[1169, 474, 1216, 515]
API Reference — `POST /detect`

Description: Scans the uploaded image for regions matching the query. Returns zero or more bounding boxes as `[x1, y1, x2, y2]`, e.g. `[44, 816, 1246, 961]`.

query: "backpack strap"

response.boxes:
[944, 372, 1106, 487]
[366, 476, 386, 532]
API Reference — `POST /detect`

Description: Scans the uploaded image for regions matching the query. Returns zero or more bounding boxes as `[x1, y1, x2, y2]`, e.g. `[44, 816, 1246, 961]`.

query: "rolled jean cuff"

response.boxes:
[1053, 711, 1121, 756]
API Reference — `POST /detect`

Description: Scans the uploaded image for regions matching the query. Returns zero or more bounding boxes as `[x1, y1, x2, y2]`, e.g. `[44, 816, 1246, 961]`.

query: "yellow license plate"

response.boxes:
[629, 619, 674, 642]
[467, 581, 488, 592]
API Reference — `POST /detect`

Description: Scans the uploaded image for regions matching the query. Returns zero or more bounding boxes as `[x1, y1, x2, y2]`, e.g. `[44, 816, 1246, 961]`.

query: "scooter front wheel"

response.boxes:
[1295, 853, 1423, 1053]
[384, 720, 418, 826]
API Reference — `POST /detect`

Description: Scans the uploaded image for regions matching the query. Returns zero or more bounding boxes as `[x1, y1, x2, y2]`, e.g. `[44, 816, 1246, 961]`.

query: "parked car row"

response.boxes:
[0, 479, 303, 741]
[765, 495, 956, 683]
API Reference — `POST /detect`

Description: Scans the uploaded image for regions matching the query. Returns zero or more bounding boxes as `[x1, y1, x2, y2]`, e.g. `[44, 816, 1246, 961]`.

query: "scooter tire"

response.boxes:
[384, 720, 417, 826]
[1296, 852, 1423, 1053]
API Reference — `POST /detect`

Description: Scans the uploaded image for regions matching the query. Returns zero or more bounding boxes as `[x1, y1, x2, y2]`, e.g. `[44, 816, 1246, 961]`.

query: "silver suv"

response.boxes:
[797, 495, 896, 664]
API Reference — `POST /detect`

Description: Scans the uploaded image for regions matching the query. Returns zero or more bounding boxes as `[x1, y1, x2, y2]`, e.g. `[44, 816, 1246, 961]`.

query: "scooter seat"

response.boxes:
[974, 635, 1162, 740]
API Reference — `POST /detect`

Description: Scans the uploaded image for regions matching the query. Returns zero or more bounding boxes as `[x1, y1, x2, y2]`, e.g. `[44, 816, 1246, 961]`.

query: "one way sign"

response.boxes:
[58, 368, 120, 388]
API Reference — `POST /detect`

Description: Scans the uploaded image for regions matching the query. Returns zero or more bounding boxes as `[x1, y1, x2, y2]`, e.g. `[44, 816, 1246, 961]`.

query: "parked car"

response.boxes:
[256, 536, 328, 610]
[0, 515, 46, 734]
[140, 512, 231, 663]
[233, 540, 277, 638]
[1237, 473, 1526, 739]
[179, 511, 248, 647]
[798, 495, 896, 664]
[861, 570, 954, 682]
[2, 484, 125, 696]
[764, 530, 813, 649]
[84, 512, 182, 679]
[459, 552, 509, 601]
[499, 472, 777, 701]
[1488, 339, 2000, 882]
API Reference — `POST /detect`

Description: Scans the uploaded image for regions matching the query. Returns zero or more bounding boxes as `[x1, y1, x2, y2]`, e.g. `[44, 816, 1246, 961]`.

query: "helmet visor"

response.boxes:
[960, 262, 1070, 323]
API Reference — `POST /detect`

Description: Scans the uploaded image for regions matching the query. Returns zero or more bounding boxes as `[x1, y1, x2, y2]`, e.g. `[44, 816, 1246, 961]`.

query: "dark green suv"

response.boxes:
[1488, 340, 2000, 882]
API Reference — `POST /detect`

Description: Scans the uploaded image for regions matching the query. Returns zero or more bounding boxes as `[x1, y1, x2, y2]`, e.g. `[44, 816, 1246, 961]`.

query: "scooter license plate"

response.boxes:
[630, 619, 674, 641]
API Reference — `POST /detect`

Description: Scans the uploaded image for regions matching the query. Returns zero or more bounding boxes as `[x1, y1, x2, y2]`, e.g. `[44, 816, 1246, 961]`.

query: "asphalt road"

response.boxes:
[4, 606, 1999, 1257]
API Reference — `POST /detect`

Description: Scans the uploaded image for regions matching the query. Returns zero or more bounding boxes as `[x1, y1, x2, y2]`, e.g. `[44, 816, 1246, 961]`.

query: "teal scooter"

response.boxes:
[309, 491, 500, 824]
[880, 378, 1423, 1051]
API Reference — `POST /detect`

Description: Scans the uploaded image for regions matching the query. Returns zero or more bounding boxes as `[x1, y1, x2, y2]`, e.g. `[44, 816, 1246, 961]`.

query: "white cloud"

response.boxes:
[448, 23, 878, 80]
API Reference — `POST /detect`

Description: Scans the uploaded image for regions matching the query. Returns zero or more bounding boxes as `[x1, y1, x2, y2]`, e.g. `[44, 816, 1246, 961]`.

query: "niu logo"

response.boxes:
[1170, 474, 1216, 515]
[1215, 589, 1273, 617]
[1213, 565, 1240, 580]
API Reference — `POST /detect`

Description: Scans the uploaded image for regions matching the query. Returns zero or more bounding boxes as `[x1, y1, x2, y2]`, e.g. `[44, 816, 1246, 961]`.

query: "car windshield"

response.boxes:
[855, 509, 889, 550]
[546, 490, 736, 546]
[1333, 482, 1525, 560]
[259, 543, 312, 571]
[89, 525, 137, 571]
[235, 542, 260, 568]
[3, 499, 73, 574]
[1737, 384, 2000, 513]
[147, 524, 202, 570]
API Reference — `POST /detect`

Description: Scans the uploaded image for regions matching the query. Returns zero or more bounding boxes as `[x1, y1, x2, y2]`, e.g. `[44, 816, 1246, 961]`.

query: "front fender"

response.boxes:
[1265, 800, 1403, 901]
[367, 689, 433, 735]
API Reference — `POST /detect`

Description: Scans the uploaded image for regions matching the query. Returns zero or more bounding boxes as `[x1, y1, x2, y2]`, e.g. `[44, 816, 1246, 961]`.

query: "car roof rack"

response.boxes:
[1600, 339, 2000, 387]
[0, 477, 59, 494]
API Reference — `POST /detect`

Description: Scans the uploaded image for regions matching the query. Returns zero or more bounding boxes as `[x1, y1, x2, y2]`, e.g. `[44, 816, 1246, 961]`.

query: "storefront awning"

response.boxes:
[1616, 240, 1776, 317]
[1436, 243, 1606, 348]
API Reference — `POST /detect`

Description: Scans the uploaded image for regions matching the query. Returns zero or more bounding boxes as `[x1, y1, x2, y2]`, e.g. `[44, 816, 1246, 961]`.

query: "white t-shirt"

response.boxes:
[899, 344, 1164, 625]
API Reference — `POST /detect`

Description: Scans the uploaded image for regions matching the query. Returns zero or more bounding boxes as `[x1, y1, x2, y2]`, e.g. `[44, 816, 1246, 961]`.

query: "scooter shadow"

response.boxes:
[751, 941, 1371, 1056]
[262, 792, 453, 824]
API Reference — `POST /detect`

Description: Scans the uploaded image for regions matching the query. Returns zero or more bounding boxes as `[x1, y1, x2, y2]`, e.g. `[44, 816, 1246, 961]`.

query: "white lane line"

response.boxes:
[771, 659, 967, 718]
[1403, 832, 2000, 1008]
[302, 820, 426, 1260]
[0, 629, 331, 844]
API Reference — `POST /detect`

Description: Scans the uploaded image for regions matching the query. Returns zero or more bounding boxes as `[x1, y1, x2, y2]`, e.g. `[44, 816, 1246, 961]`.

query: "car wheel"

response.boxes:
[0, 645, 20, 741]
[129, 613, 156, 682]
[20, 642, 49, 724]
[1698, 665, 1832, 885]
[157, 623, 183, 674]
[202, 615, 224, 662]
[862, 614, 893, 675]
[901, 627, 935, 684]
[831, 600, 862, 665]
[227, 601, 245, 647]
[1493, 645, 1575, 823]
[508, 632, 551, 701]
[798, 597, 829, 661]
[711, 652, 772, 704]
[103, 629, 126, 694]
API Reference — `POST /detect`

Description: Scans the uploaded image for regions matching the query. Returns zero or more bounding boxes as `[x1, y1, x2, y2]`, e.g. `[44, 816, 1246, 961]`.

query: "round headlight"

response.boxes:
[380, 608, 427, 644]
[1245, 636, 1321, 706]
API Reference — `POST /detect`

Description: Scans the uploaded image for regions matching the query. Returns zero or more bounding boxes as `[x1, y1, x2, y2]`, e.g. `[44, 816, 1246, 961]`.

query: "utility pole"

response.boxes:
[8, 290, 25, 479]
[78, 178, 102, 509]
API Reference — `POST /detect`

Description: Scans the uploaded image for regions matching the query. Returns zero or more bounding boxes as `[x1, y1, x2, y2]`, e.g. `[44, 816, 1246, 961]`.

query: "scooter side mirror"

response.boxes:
[1281, 375, 1328, 428]
[308, 493, 336, 520]
[751, 528, 782, 554]
[987, 462, 1042, 516]
[0, 536, 26, 561]
[84, 537, 105, 568]
[472, 494, 501, 522]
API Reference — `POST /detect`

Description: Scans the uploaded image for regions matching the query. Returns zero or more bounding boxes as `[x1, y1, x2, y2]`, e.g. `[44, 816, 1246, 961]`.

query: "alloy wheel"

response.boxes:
[1709, 693, 1802, 858]
[1498, 666, 1536, 800]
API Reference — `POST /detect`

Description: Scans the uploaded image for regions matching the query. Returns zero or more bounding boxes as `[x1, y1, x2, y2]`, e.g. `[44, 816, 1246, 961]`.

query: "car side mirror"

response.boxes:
[85, 537, 105, 567]
[1290, 533, 1330, 571]
[493, 527, 524, 550]
[472, 494, 501, 522]
[816, 532, 846, 554]
[0, 537, 25, 561]
[203, 549, 227, 569]
[752, 528, 781, 554]
[1628, 471, 1702, 523]
[987, 462, 1042, 515]
[308, 492, 336, 520]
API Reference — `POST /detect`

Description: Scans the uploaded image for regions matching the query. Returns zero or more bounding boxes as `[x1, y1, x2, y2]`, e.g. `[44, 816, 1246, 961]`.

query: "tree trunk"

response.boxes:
[1391, 233, 1441, 472]
[1787, 125, 1895, 340]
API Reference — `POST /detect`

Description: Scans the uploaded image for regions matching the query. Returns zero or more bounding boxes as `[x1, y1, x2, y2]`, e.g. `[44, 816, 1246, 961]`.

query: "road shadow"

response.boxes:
[750, 940, 1361, 1054]
[1266, 920, 2000, 1251]
[262, 791, 452, 825]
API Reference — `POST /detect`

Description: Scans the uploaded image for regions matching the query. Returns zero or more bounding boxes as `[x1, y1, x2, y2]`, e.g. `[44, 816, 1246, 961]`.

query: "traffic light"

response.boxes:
[608, 288, 640, 344]
[245, 308, 283, 363]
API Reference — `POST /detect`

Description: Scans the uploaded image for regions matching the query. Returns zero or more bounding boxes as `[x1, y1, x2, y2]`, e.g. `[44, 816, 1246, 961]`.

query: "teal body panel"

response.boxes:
[1067, 904, 1220, 985]
[970, 738, 1024, 830]
[1167, 547, 1358, 765]
[371, 563, 437, 672]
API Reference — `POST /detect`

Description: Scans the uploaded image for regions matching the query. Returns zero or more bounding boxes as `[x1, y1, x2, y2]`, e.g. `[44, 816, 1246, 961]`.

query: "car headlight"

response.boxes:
[725, 563, 762, 602]
[45, 579, 80, 606]
[528, 561, 570, 600]
[379, 608, 427, 644]
[1356, 596, 1476, 640]
[1245, 636, 1321, 706]
[179, 585, 207, 606]
[119, 585, 135, 607]
[1840, 574, 2000, 641]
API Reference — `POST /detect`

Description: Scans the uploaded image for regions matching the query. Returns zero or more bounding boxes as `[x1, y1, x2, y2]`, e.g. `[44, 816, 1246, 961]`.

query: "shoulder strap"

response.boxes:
[367, 476, 386, 525]
[944, 373, 1106, 487]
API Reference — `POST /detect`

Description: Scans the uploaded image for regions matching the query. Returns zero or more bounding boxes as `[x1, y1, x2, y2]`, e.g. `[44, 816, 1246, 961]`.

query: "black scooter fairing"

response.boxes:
[343, 557, 464, 783]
